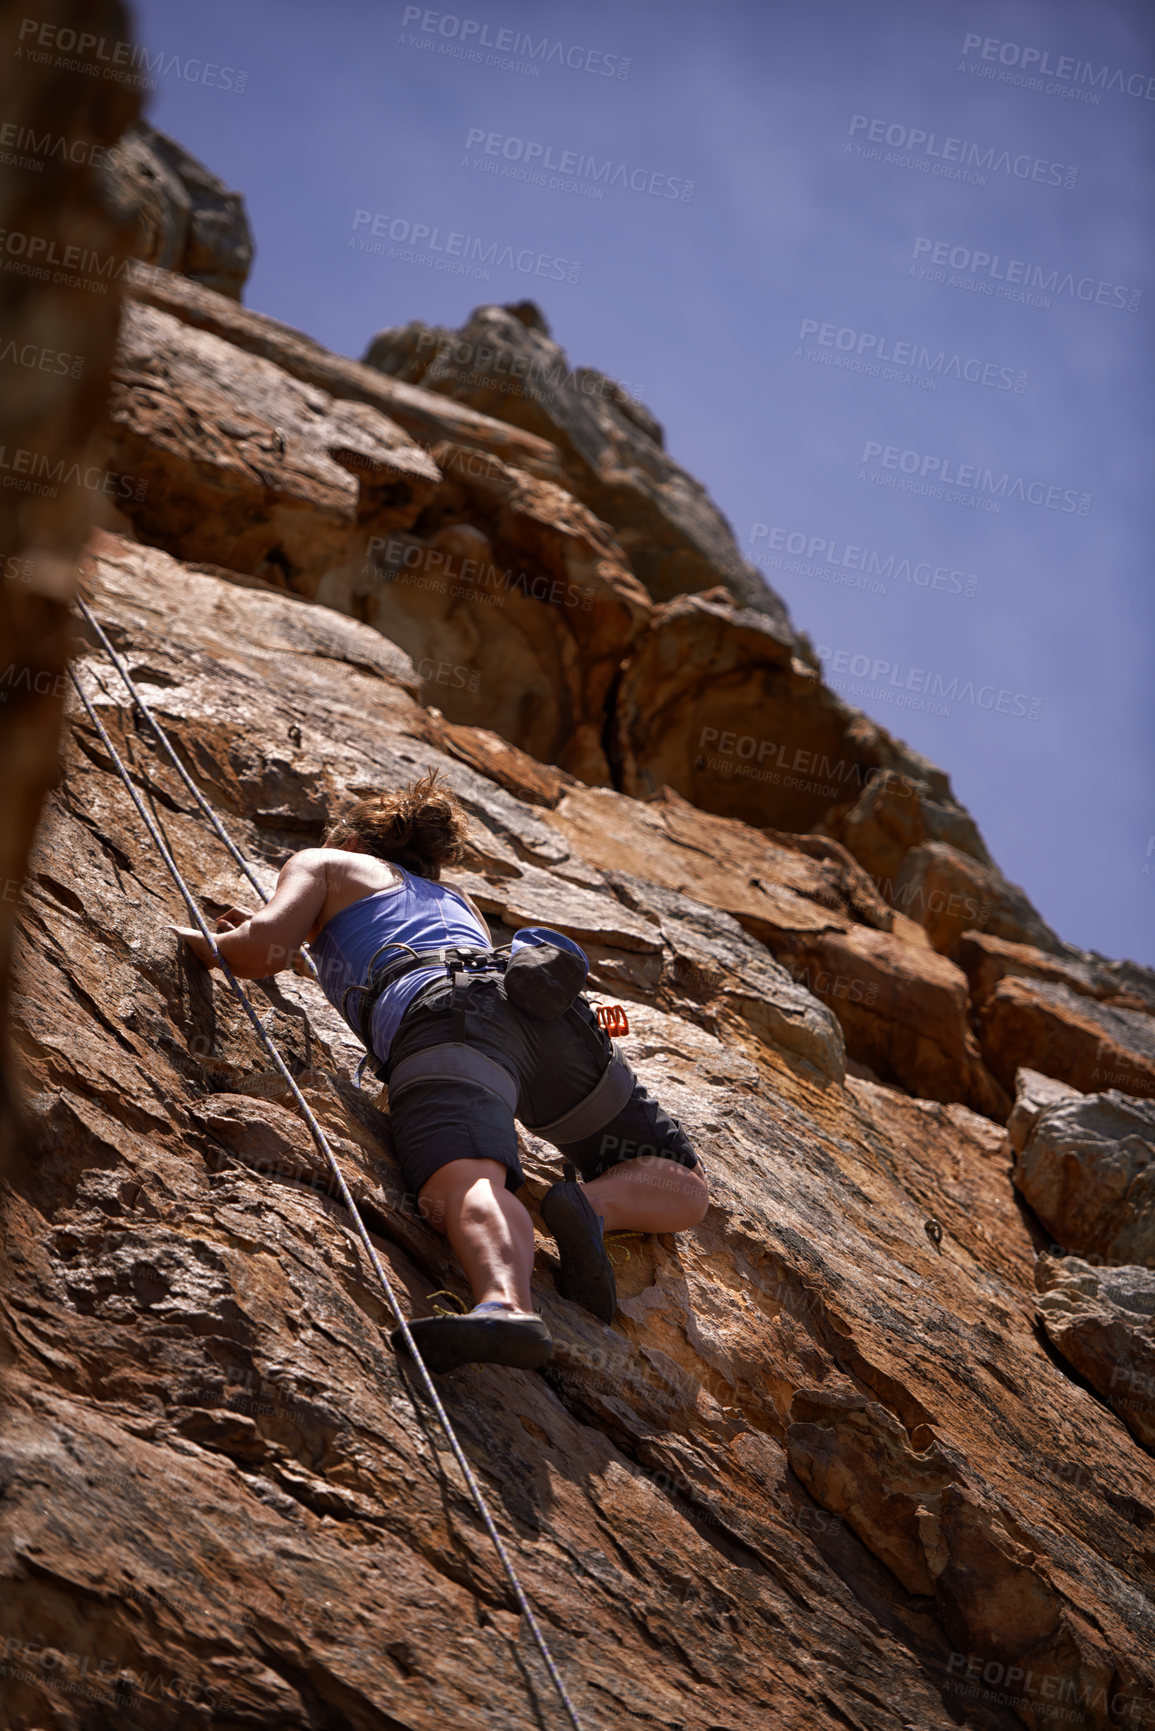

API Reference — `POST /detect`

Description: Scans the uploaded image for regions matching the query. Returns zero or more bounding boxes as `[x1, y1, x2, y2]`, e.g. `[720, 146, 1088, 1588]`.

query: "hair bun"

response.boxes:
[325, 769, 467, 879]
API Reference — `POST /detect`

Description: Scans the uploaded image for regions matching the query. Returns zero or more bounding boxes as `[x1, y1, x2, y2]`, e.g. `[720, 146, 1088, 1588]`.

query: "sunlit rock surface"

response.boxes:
[3, 532, 1154, 1729]
[3, 128, 1155, 1729]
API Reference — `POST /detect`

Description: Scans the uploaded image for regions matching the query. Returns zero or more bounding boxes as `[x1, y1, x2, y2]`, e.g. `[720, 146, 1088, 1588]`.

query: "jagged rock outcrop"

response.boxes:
[542, 783, 1007, 1116]
[825, 766, 992, 882]
[1014, 1086, 1155, 1264]
[980, 977, 1155, 1101]
[364, 301, 787, 623]
[612, 590, 951, 831]
[101, 121, 253, 300]
[1036, 1255, 1155, 1450]
[893, 842, 1064, 960]
[5, 119, 1155, 1731]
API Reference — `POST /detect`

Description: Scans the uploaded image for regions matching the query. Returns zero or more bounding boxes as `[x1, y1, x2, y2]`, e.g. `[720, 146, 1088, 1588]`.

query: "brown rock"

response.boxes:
[1013, 1090, 1155, 1265]
[127, 263, 567, 481]
[548, 786, 1003, 1113]
[428, 717, 575, 808]
[340, 442, 651, 785]
[364, 301, 795, 627]
[102, 121, 253, 300]
[977, 975, 1155, 1098]
[613, 590, 948, 832]
[547, 783, 889, 941]
[776, 923, 1009, 1118]
[892, 841, 1063, 959]
[593, 869, 846, 1082]
[1007, 1065, 1082, 1154]
[101, 298, 440, 588]
[1035, 1255, 1155, 1451]
[787, 1390, 1122, 1731]
[962, 929, 1154, 1014]
[828, 766, 991, 883]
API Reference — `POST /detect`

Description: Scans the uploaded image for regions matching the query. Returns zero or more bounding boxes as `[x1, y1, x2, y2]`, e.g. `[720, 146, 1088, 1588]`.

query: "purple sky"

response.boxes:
[130, 0, 1154, 967]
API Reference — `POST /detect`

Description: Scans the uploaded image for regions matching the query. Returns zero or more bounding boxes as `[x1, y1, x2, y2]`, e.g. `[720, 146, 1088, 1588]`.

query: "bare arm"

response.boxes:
[174, 851, 327, 979]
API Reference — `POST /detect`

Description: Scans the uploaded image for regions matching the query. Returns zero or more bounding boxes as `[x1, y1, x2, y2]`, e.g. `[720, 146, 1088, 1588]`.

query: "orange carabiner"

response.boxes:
[596, 1003, 630, 1037]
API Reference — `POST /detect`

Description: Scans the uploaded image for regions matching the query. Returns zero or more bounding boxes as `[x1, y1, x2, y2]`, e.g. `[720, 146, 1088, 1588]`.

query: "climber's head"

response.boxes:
[323, 768, 468, 881]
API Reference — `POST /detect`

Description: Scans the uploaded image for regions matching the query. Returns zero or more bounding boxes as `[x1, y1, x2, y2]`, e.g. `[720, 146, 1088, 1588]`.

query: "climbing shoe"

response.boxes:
[540, 1177, 617, 1324]
[391, 1303, 553, 1375]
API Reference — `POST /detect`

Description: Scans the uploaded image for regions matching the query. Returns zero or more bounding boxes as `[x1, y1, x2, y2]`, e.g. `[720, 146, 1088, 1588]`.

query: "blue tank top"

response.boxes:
[310, 866, 489, 1060]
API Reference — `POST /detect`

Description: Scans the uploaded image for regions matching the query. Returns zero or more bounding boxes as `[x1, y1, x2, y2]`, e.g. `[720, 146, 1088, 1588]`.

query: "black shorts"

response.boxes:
[383, 974, 702, 1198]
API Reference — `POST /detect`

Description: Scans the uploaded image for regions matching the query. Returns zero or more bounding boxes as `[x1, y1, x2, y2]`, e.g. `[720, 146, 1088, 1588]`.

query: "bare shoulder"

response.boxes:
[278, 848, 398, 883]
[277, 847, 330, 876]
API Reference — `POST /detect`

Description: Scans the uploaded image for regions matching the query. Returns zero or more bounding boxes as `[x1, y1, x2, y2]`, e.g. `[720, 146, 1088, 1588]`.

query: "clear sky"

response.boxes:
[129, 0, 1154, 967]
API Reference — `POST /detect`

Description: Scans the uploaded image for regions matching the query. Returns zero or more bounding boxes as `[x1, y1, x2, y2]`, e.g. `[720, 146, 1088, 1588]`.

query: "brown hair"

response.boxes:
[324, 769, 468, 880]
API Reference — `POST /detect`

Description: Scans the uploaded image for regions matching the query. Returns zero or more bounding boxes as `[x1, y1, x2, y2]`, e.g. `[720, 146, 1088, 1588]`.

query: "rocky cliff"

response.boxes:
[3, 102, 1155, 1731]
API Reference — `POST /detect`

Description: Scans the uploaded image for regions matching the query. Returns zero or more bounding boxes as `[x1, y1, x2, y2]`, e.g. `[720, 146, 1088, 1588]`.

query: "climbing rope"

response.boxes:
[66, 634, 587, 1731]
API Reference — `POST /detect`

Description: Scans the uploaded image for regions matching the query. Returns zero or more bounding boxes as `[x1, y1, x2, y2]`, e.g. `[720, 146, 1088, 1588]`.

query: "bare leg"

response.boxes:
[582, 1156, 709, 1235]
[418, 1158, 536, 1312]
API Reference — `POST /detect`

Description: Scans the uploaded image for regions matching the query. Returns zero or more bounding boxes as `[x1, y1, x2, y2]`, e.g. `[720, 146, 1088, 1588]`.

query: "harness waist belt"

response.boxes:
[344, 943, 504, 1050]
[387, 1043, 519, 1112]
[526, 1046, 634, 1144]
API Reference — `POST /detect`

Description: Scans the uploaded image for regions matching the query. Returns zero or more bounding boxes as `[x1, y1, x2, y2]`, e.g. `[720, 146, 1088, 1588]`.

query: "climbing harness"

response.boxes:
[340, 931, 633, 1157]
[66, 618, 587, 1731]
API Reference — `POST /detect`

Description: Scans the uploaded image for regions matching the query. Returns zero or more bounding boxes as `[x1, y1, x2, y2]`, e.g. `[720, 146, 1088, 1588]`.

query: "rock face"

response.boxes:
[980, 977, 1155, 1101]
[101, 121, 253, 300]
[0, 0, 140, 1182]
[1014, 1086, 1155, 1265]
[1036, 1255, 1155, 1451]
[2, 533, 1154, 1731]
[100, 259, 1086, 985]
[5, 126, 1155, 1731]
